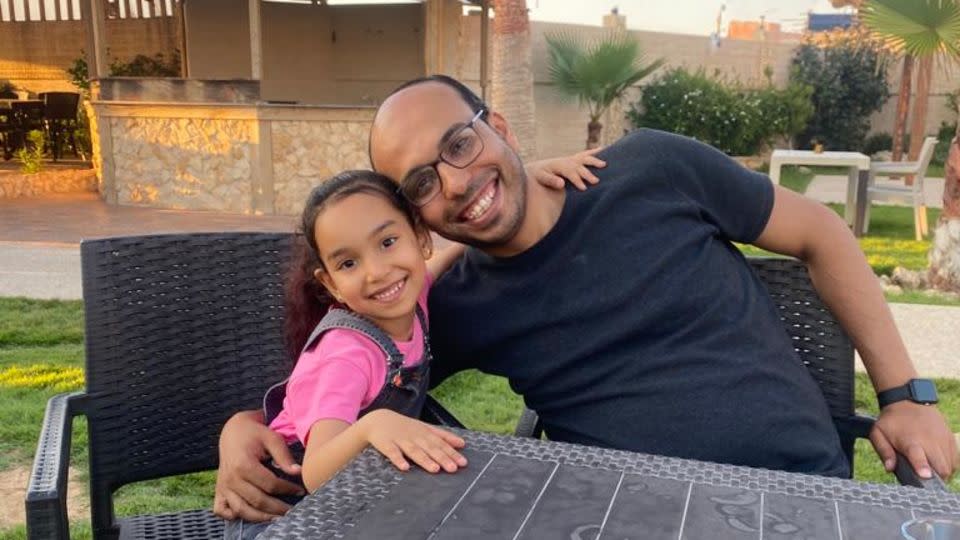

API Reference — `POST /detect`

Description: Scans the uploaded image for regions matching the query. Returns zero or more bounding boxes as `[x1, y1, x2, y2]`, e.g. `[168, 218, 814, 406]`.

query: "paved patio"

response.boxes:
[806, 174, 945, 208]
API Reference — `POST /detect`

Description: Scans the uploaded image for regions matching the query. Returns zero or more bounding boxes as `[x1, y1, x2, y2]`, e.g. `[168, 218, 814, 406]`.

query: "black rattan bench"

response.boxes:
[25, 235, 941, 539]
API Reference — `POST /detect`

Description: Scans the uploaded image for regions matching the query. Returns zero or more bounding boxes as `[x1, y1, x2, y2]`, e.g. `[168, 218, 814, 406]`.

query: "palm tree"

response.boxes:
[862, 0, 960, 292]
[890, 54, 913, 162]
[831, 0, 913, 161]
[546, 33, 664, 149]
[491, 0, 537, 161]
[863, 0, 960, 162]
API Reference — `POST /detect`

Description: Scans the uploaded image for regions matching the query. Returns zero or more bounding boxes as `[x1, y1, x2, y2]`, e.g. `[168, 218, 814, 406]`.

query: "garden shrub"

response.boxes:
[789, 42, 888, 152]
[863, 132, 893, 156]
[0, 79, 17, 98]
[862, 132, 914, 157]
[108, 51, 181, 78]
[933, 122, 956, 166]
[627, 67, 813, 156]
[16, 130, 45, 174]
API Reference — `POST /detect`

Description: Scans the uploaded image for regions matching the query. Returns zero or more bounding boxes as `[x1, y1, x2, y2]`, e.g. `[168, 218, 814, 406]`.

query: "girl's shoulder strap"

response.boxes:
[263, 306, 429, 424]
[300, 308, 402, 362]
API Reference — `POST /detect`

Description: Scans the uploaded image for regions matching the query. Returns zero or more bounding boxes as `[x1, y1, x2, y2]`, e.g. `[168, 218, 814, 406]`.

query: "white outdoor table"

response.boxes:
[768, 150, 871, 233]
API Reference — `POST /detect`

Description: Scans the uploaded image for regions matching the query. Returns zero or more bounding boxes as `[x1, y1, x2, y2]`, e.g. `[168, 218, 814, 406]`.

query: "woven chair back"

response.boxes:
[80, 233, 295, 507]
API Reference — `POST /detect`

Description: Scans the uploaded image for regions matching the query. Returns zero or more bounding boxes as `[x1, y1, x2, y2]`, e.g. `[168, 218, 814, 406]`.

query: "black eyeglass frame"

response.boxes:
[398, 108, 488, 207]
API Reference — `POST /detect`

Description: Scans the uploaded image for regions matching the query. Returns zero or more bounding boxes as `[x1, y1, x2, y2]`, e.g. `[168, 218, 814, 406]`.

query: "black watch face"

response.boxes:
[909, 379, 938, 403]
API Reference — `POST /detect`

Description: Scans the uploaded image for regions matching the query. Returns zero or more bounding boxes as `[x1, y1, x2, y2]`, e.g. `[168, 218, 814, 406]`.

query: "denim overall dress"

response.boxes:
[223, 307, 432, 540]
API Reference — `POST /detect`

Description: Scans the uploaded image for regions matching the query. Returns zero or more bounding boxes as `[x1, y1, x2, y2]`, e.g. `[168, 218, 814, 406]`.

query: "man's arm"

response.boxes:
[753, 185, 957, 479]
[213, 410, 305, 522]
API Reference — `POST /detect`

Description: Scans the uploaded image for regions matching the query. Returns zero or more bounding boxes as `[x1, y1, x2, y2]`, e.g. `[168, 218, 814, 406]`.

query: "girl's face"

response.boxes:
[313, 192, 431, 340]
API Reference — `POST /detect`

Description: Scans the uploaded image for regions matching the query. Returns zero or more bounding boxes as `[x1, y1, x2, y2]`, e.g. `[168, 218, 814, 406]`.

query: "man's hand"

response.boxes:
[870, 401, 958, 480]
[213, 410, 306, 522]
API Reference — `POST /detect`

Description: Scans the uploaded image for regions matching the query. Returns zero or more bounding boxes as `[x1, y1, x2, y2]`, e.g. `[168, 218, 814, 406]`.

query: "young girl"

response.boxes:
[264, 169, 467, 496]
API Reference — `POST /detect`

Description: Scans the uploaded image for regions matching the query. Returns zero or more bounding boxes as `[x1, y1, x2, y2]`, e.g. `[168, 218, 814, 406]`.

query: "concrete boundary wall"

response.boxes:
[0, 17, 178, 95]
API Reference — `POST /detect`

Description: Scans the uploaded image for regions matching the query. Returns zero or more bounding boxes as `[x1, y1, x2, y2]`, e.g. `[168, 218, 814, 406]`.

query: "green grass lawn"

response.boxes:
[0, 297, 957, 538]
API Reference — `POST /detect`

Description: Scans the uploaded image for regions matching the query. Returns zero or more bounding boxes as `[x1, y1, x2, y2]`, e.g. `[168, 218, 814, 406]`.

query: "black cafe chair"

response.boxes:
[39, 92, 80, 161]
[26, 233, 460, 540]
[0, 108, 14, 161]
[7, 100, 45, 157]
[514, 257, 947, 490]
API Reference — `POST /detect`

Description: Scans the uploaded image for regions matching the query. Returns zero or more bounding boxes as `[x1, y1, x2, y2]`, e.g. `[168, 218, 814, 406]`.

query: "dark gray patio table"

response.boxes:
[260, 429, 960, 539]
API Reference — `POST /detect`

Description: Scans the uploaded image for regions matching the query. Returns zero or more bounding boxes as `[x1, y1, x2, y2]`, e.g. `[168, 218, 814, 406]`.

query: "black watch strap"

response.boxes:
[877, 378, 938, 408]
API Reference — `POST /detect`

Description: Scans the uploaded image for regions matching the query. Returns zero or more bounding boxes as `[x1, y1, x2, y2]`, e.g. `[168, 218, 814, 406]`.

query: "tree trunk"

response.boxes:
[906, 56, 933, 185]
[586, 119, 603, 150]
[891, 55, 913, 162]
[490, 0, 537, 161]
[927, 120, 960, 293]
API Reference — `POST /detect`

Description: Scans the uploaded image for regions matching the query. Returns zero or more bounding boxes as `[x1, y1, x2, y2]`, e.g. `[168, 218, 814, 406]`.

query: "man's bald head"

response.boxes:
[370, 75, 487, 171]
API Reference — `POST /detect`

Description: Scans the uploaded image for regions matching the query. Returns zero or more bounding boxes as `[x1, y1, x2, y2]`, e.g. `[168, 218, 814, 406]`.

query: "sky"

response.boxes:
[526, 0, 852, 37]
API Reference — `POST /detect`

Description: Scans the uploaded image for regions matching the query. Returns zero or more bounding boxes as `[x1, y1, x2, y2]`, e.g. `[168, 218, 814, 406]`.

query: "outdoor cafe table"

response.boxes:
[259, 429, 960, 539]
[768, 149, 872, 237]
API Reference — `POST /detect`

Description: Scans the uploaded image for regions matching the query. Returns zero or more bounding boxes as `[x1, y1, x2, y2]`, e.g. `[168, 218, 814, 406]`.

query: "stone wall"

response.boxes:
[271, 119, 371, 216]
[93, 101, 374, 215]
[0, 169, 97, 198]
[108, 115, 255, 212]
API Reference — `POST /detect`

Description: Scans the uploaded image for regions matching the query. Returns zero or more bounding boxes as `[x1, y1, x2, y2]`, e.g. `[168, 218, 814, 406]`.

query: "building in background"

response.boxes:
[727, 20, 802, 43]
[1, 0, 955, 213]
[807, 13, 855, 33]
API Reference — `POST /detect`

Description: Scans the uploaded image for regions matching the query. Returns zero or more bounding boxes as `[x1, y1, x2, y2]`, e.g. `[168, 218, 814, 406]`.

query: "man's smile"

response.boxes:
[457, 173, 501, 226]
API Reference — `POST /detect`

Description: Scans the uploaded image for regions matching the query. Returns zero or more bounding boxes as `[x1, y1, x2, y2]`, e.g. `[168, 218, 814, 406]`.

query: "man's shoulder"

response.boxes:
[602, 128, 712, 163]
[431, 249, 481, 297]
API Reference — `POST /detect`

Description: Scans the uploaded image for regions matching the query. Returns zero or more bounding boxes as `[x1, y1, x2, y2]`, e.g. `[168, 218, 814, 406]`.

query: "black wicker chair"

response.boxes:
[25, 232, 460, 540]
[514, 257, 946, 490]
[38, 92, 80, 161]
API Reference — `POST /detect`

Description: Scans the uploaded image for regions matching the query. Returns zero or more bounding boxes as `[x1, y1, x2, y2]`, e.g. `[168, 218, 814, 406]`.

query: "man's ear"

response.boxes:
[486, 111, 521, 153]
[314, 267, 341, 302]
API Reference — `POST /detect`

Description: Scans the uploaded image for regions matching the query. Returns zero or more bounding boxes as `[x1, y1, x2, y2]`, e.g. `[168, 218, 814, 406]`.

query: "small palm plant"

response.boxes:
[546, 32, 664, 149]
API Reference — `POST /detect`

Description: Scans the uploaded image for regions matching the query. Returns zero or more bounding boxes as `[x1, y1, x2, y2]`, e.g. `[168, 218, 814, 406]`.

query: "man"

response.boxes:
[213, 76, 956, 522]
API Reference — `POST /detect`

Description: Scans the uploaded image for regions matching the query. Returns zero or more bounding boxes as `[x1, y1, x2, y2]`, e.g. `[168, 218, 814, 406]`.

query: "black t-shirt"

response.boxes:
[429, 129, 850, 477]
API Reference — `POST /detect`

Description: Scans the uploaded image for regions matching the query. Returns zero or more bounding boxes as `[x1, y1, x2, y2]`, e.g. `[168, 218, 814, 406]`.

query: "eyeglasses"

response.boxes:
[399, 108, 486, 207]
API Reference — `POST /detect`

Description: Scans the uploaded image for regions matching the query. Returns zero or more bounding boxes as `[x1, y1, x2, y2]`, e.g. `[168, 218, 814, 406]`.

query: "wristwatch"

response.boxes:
[876, 378, 939, 408]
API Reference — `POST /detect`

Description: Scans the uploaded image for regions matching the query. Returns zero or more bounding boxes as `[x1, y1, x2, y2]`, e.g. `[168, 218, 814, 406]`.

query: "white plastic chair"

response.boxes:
[862, 136, 938, 241]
